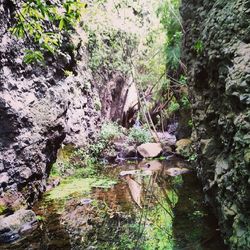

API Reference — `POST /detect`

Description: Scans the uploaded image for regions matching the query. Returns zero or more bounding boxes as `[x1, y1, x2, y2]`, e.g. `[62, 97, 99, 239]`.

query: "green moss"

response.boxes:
[47, 177, 96, 200]
[0, 204, 7, 215]
[36, 215, 46, 222]
[91, 178, 117, 189]
[47, 175, 118, 200]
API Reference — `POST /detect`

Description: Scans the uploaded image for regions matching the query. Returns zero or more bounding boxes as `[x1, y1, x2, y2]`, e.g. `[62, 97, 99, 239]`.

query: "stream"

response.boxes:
[1, 156, 227, 250]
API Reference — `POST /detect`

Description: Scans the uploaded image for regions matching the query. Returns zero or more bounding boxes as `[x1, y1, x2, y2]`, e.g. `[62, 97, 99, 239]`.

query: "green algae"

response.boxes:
[47, 177, 95, 200]
[0, 204, 7, 215]
[46, 173, 118, 201]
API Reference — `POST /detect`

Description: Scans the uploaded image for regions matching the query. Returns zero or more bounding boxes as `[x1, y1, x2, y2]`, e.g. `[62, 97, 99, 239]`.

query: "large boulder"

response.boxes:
[137, 143, 163, 158]
[0, 209, 37, 243]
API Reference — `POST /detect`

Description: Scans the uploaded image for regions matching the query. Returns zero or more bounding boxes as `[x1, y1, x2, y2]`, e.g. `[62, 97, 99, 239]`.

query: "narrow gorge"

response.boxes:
[0, 0, 249, 249]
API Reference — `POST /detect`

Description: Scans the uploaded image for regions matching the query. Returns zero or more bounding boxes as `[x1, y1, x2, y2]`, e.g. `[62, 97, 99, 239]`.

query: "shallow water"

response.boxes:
[1, 157, 228, 250]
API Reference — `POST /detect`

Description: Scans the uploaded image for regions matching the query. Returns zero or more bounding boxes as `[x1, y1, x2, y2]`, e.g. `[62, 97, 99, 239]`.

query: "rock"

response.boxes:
[140, 160, 163, 171]
[175, 139, 192, 156]
[165, 167, 190, 177]
[0, 209, 37, 243]
[181, 0, 250, 248]
[0, 231, 20, 243]
[0, 3, 101, 210]
[20, 168, 32, 180]
[113, 138, 137, 159]
[137, 143, 163, 158]
[80, 199, 93, 205]
[101, 148, 117, 161]
[19, 222, 36, 235]
[120, 170, 152, 177]
[0, 173, 9, 187]
[122, 145, 137, 158]
[152, 132, 176, 146]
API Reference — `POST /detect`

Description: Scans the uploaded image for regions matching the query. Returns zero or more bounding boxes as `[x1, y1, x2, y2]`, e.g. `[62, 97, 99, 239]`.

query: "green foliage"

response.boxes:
[157, 0, 182, 71]
[71, 149, 98, 175]
[187, 152, 198, 162]
[87, 28, 138, 74]
[0, 204, 7, 215]
[23, 49, 44, 64]
[193, 40, 204, 54]
[10, 0, 86, 64]
[188, 119, 193, 128]
[168, 101, 180, 113]
[179, 74, 187, 85]
[36, 215, 45, 222]
[91, 178, 117, 189]
[99, 122, 122, 141]
[181, 94, 190, 108]
[47, 177, 94, 200]
[128, 126, 152, 145]
[50, 161, 72, 177]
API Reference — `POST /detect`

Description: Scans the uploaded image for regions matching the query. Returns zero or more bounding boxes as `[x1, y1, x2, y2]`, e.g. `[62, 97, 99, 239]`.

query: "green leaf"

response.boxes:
[59, 18, 65, 30]
[23, 50, 45, 64]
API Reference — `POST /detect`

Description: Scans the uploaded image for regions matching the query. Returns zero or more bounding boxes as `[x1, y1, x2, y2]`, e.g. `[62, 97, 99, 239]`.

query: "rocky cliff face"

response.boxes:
[0, 3, 101, 211]
[181, 0, 250, 248]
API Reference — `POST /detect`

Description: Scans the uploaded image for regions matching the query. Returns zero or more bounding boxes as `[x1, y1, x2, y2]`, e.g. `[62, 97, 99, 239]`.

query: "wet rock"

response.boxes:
[80, 199, 93, 205]
[0, 209, 37, 243]
[19, 222, 38, 236]
[120, 170, 148, 177]
[112, 138, 137, 158]
[153, 132, 176, 146]
[122, 145, 137, 158]
[137, 143, 163, 158]
[101, 148, 117, 162]
[165, 167, 190, 177]
[140, 160, 163, 171]
[0, 231, 20, 243]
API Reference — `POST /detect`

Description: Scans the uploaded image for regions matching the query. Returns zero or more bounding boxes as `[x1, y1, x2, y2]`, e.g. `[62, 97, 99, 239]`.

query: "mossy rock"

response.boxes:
[176, 139, 192, 156]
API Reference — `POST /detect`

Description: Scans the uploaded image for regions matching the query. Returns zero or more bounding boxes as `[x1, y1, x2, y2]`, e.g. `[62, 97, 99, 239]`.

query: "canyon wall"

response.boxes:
[181, 0, 250, 248]
[0, 2, 101, 211]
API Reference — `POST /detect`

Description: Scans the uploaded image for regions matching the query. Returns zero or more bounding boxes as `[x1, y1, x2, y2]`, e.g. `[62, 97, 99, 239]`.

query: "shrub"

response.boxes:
[99, 122, 122, 141]
[128, 126, 152, 145]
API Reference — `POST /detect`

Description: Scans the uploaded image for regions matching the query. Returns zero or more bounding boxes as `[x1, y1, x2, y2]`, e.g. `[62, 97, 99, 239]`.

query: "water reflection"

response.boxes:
[0, 157, 227, 250]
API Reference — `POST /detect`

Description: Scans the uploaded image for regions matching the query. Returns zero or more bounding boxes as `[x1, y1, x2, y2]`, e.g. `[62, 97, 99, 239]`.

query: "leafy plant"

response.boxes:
[157, 0, 182, 71]
[168, 101, 180, 113]
[181, 95, 190, 108]
[99, 122, 122, 141]
[64, 70, 73, 77]
[87, 28, 137, 74]
[36, 215, 45, 222]
[23, 49, 44, 64]
[193, 40, 204, 54]
[10, 0, 86, 64]
[128, 126, 152, 145]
